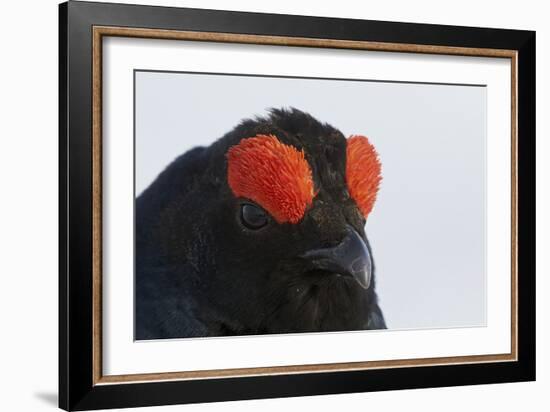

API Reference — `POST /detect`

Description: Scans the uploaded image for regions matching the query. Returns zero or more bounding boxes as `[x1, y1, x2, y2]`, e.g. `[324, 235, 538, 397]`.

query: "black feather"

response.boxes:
[135, 108, 386, 339]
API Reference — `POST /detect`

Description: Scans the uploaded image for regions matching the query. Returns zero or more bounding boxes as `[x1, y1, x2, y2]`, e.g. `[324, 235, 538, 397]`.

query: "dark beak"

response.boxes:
[301, 227, 373, 289]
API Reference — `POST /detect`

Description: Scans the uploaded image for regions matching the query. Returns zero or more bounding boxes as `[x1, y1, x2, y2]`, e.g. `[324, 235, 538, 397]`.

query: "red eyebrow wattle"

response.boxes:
[226, 135, 315, 224]
[346, 135, 382, 219]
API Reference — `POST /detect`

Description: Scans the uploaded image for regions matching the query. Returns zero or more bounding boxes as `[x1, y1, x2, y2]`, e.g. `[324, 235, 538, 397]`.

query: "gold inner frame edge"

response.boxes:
[91, 25, 518, 385]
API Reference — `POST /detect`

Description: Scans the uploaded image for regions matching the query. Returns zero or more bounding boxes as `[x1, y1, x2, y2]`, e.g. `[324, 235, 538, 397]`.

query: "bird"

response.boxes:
[135, 107, 386, 339]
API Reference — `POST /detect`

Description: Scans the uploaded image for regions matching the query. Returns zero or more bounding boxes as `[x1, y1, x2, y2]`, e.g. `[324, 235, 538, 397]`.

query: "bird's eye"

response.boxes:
[240, 203, 268, 230]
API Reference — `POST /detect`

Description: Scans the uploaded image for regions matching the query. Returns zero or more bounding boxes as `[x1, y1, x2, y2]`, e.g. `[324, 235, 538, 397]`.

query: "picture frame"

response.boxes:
[59, 1, 535, 410]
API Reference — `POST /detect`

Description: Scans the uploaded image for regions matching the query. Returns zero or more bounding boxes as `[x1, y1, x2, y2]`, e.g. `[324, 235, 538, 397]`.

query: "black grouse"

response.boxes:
[135, 108, 386, 339]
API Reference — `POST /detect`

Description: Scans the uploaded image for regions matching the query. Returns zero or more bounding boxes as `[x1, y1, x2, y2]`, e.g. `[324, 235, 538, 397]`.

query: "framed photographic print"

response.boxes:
[59, 1, 536, 410]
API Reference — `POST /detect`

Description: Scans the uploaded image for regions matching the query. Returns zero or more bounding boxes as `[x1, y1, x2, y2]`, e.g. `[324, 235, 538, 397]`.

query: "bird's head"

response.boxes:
[148, 108, 383, 334]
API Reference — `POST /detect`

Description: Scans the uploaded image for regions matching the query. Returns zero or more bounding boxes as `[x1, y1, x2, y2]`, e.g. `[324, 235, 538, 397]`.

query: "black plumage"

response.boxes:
[135, 108, 386, 339]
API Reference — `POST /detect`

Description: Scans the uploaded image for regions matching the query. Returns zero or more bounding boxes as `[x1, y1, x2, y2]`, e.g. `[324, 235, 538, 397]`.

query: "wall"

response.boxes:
[0, 0, 546, 411]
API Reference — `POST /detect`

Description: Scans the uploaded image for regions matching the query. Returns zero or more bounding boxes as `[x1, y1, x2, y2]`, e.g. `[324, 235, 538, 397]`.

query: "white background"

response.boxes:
[135, 70, 489, 331]
[0, 0, 546, 411]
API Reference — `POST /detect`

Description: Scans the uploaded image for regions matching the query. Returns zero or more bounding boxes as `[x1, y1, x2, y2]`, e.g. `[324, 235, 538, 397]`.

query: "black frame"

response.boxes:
[59, 1, 536, 410]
